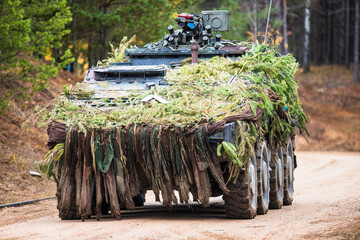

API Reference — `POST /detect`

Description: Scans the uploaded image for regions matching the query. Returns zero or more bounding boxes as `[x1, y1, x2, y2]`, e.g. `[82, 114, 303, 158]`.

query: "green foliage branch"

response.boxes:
[27, 43, 307, 132]
[25, 43, 308, 179]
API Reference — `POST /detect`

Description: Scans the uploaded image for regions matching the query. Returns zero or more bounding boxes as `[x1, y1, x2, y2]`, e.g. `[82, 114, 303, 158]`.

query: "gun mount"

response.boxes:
[163, 10, 230, 48]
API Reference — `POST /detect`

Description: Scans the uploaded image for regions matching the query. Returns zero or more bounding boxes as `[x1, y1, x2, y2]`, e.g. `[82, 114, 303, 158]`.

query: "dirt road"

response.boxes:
[0, 152, 359, 240]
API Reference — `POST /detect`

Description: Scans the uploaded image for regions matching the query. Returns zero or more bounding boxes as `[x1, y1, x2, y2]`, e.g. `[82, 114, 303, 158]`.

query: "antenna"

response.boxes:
[162, 0, 166, 41]
[264, 0, 273, 43]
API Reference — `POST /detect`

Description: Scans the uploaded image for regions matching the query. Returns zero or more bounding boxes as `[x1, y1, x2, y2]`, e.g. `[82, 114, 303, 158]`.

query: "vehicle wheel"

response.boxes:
[101, 202, 110, 215]
[269, 147, 284, 209]
[257, 141, 270, 215]
[283, 140, 295, 205]
[133, 190, 146, 207]
[224, 152, 258, 219]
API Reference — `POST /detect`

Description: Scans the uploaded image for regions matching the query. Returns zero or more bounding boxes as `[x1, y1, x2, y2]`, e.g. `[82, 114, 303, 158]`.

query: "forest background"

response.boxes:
[1, 0, 360, 111]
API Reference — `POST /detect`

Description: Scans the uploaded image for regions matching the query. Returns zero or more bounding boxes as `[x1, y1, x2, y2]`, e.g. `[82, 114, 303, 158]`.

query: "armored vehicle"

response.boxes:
[50, 10, 298, 220]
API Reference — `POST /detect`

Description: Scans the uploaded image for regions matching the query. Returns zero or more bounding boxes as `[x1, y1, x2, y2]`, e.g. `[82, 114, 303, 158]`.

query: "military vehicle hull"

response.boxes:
[50, 11, 298, 220]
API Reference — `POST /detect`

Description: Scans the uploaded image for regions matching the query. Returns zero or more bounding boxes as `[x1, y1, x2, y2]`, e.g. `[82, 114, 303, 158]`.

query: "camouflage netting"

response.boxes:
[53, 100, 267, 220]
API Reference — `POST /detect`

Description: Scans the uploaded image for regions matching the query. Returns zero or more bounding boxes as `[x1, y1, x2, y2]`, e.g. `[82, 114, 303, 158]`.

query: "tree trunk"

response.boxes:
[88, 30, 95, 68]
[100, 5, 110, 60]
[303, 0, 311, 72]
[326, 1, 332, 64]
[345, 0, 350, 69]
[282, 0, 288, 54]
[354, 0, 359, 83]
[337, 0, 346, 65]
[71, 14, 77, 73]
[255, 0, 258, 41]
[321, 0, 326, 65]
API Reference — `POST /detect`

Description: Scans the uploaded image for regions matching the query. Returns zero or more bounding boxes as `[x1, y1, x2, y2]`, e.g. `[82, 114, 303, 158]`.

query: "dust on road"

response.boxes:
[0, 152, 359, 240]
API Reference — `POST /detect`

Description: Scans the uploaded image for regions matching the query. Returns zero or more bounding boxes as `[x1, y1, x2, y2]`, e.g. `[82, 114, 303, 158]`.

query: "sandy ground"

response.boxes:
[0, 151, 359, 240]
[0, 71, 82, 205]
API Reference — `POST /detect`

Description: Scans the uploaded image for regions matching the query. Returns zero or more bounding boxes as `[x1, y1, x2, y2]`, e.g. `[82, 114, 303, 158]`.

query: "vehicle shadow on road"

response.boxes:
[78, 203, 248, 221]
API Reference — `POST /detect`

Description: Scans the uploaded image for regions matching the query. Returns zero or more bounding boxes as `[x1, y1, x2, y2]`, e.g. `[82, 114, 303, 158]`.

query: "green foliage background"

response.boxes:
[0, 0, 74, 112]
[68, 0, 203, 68]
[0, 0, 206, 113]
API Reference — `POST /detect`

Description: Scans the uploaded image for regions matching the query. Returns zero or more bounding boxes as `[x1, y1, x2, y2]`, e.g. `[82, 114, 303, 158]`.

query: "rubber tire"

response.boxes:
[257, 141, 270, 215]
[133, 190, 146, 207]
[224, 152, 258, 219]
[283, 140, 294, 206]
[269, 147, 284, 209]
[101, 202, 110, 215]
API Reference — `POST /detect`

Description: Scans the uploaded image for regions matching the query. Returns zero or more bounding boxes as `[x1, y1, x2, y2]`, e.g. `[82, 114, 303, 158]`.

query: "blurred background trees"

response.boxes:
[66, 0, 202, 71]
[201, 0, 360, 77]
[0, 0, 73, 110]
[0, 0, 360, 111]
[63, 0, 360, 80]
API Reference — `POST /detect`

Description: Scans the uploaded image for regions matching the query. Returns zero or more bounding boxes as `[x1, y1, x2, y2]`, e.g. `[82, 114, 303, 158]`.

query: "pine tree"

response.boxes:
[0, 0, 73, 112]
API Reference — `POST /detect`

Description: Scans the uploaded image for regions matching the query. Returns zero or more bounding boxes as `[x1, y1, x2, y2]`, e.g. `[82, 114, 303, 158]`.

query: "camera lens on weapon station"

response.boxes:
[202, 36, 209, 45]
[206, 25, 212, 33]
[168, 26, 174, 34]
